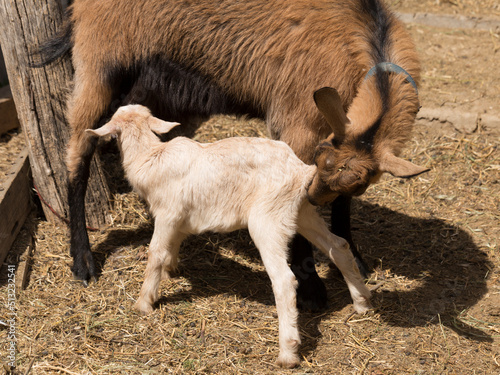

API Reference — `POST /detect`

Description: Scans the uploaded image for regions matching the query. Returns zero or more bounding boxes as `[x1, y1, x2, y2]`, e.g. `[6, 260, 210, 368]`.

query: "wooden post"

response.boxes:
[0, 0, 112, 228]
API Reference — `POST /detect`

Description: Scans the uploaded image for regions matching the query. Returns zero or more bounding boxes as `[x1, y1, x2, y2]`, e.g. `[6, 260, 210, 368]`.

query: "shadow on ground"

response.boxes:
[91, 198, 493, 357]
[348, 200, 493, 341]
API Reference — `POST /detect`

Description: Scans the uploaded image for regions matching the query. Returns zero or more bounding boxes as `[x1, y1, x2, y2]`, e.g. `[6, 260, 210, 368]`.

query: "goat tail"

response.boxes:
[31, 12, 73, 68]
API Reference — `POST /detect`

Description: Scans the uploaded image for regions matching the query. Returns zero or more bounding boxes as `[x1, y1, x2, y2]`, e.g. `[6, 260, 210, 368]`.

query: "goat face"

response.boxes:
[308, 135, 380, 205]
[307, 87, 429, 206]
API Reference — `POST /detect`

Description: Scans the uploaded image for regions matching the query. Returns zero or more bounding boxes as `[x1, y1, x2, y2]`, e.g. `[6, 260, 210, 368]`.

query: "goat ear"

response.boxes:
[149, 117, 181, 135]
[380, 153, 430, 178]
[85, 122, 121, 139]
[314, 87, 350, 139]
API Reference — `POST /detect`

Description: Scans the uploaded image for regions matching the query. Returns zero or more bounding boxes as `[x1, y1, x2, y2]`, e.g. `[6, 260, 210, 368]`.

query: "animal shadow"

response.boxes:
[92, 197, 493, 360]
[344, 199, 493, 341]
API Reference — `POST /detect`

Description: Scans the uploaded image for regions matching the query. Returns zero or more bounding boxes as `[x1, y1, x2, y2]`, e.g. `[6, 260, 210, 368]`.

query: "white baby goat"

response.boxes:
[86, 104, 372, 368]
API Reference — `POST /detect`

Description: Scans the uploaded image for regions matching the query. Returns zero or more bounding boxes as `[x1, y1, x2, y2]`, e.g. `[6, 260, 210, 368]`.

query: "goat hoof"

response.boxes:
[71, 249, 97, 284]
[72, 267, 90, 285]
[354, 297, 373, 315]
[72, 266, 89, 283]
[72, 270, 98, 287]
[277, 353, 300, 369]
[134, 300, 154, 315]
[295, 272, 328, 312]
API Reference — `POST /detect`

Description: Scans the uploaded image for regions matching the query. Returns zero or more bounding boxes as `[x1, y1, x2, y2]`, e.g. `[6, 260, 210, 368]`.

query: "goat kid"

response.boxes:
[86, 105, 372, 368]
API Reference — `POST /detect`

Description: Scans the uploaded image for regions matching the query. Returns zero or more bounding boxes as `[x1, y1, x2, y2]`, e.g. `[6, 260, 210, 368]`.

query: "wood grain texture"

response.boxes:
[0, 0, 111, 228]
[0, 149, 31, 265]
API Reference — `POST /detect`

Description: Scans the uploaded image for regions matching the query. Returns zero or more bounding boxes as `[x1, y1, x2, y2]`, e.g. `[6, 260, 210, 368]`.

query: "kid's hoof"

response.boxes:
[354, 297, 373, 314]
[277, 353, 300, 369]
[134, 300, 154, 315]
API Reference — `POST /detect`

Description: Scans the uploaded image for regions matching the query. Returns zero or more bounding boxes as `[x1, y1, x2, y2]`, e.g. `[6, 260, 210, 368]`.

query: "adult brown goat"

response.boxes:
[38, 0, 428, 310]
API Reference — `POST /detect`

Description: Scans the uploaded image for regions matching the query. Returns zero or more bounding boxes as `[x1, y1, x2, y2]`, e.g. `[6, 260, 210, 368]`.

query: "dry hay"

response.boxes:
[1, 112, 498, 374]
[0, 129, 26, 185]
[1, 1, 500, 373]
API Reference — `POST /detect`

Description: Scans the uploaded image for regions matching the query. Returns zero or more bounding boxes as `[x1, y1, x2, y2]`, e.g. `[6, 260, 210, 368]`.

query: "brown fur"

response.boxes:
[66, 0, 419, 169]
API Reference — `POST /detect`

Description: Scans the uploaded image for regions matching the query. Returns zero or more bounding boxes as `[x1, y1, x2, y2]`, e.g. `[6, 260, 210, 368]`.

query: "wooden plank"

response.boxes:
[0, 148, 31, 265]
[0, 47, 7, 85]
[0, 85, 20, 135]
[0, 84, 13, 97]
[0, 98, 20, 135]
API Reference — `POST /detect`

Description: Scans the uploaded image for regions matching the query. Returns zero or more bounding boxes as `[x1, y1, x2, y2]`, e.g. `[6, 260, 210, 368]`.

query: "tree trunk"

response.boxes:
[0, 0, 111, 228]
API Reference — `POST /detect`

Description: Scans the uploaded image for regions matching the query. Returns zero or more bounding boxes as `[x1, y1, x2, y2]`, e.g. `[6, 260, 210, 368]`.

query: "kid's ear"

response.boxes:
[149, 117, 181, 135]
[85, 121, 121, 140]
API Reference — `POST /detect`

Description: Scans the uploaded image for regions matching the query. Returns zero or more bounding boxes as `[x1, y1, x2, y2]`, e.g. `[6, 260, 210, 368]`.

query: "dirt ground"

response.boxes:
[1, 1, 499, 374]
